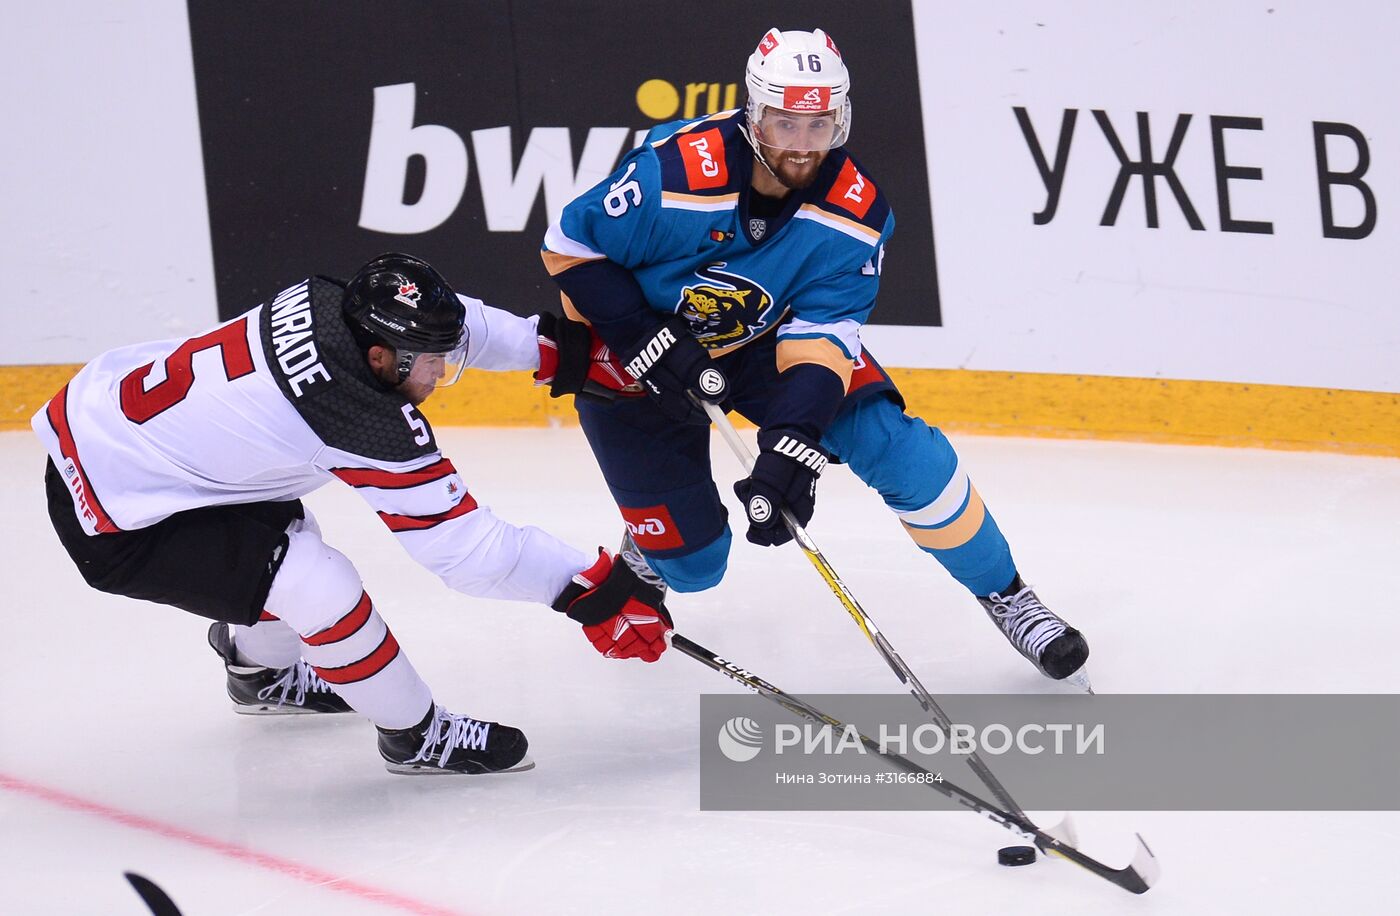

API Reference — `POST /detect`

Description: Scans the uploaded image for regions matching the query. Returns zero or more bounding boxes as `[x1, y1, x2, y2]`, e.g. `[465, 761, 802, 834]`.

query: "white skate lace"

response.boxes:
[619, 532, 667, 592]
[256, 661, 336, 707]
[983, 586, 1067, 662]
[409, 705, 492, 769]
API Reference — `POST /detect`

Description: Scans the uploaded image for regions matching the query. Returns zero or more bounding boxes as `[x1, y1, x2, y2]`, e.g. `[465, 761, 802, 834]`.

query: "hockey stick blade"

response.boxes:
[124, 872, 184, 916]
[1044, 831, 1160, 894]
[1041, 812, 1079, 847]
[673, 632, 1159, 894]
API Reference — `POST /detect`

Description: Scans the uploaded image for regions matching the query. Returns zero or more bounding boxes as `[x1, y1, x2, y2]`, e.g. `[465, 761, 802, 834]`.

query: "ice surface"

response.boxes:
[2, 427, 1397, 914]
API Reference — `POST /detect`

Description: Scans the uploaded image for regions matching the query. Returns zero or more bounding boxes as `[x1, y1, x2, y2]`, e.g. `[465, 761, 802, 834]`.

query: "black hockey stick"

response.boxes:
[698, 399, 1034, 820]
[672, 632, 1160, 895]
[124, 872, 183, 916]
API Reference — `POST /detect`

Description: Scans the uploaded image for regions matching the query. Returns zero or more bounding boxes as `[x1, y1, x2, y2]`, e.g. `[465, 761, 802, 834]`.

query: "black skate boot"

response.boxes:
[977, 576, 1091, 685]
[619, 530, 668, 598]
[377, 704, 533, 775]
[208, 622, 353, 715]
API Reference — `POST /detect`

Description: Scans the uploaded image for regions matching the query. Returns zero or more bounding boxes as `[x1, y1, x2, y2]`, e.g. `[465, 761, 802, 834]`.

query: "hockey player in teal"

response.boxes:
[535, 28, 1089, 683]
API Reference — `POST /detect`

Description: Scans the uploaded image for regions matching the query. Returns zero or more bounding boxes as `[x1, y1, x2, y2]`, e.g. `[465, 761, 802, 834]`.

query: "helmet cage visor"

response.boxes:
[746, 99, 850, 152]
[396, 334, 469, 389]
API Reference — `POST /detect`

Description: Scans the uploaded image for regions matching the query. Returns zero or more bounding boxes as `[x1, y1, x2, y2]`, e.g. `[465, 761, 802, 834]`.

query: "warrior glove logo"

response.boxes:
[774, 435, 828, 474]
[747, 494, 773, 524]
[718, 716, 764, 763]
[625, 325, 677, 379]
[697, 367, 726, 397]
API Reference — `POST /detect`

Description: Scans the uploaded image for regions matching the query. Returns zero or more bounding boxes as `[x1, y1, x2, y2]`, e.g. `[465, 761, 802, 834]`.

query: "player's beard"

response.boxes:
[400, 382, 433, 406]
[762, 148, 826, 190]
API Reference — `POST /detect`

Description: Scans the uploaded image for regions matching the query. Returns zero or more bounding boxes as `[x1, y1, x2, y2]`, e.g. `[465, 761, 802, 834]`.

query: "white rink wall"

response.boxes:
[3, 2, 1397, 394]
[2, 2, 217, 362]
[897, 2, 1400, 392]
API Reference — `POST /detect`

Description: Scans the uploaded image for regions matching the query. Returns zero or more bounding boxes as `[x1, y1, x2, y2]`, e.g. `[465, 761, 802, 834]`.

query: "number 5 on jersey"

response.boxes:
[119, 318, 255, 423]
[401, 403, 430, 445]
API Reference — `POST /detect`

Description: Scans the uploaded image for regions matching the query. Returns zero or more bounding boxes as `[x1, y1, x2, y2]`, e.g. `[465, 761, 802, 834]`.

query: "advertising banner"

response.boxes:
[187, 1, 940, 326]
[901, 2, 1400, 391]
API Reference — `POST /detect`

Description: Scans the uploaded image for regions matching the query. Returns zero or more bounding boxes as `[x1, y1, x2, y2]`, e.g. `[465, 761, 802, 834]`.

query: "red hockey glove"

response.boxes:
[552, 550, 674, 662]
[535, 313, 642, 402]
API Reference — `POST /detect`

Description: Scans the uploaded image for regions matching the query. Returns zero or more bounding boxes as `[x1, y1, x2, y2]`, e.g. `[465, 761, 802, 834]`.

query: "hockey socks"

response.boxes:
[264, 519, 434, 730]
[297, 591, 432, 728]
[230, 611, 302, 668]
[898, 480, 1017, 598]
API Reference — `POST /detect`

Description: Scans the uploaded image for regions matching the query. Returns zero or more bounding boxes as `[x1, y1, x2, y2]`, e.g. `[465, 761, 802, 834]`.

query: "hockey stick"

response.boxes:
[699, 399, 1029, 820]
[124, 872, 184, 915]
[673, 632, 1160, 895]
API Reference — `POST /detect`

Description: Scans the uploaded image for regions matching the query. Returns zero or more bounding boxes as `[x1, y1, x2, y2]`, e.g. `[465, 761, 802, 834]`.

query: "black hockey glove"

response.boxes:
[534, 312, 643, 402]
[733, 427, 829, 547]
[621, 316, 728, 425]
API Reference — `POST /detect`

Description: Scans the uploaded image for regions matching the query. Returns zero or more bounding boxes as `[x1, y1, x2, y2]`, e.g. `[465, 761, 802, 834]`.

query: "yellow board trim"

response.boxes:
[3, 364, 1395, 457]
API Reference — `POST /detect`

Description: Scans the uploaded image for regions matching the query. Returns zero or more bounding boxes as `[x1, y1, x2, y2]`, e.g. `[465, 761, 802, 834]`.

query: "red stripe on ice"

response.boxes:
[0, 772, 467, 916]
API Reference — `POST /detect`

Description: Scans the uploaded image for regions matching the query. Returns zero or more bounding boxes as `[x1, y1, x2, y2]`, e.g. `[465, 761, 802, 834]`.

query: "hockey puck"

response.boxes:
[997, 845, 1037, 866]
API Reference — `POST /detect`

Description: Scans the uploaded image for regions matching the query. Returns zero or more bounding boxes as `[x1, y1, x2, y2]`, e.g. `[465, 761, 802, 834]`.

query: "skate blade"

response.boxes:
[1061, 666, 1094, 695]
[232, 703, 353, 716]
[383, 754, 536, 776]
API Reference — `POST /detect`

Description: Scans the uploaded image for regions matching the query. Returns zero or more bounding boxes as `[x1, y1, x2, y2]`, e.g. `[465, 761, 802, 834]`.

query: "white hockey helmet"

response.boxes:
[744, 28, 852, 152]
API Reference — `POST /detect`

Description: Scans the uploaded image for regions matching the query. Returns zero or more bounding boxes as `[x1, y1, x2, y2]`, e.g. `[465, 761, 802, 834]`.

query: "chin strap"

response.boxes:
[395, 351, 418, 384]
[738, 118, 784, 184]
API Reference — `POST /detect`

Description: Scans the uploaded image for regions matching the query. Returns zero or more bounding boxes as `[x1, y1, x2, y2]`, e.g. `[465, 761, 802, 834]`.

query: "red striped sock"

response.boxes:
[297, 592, 432, 729]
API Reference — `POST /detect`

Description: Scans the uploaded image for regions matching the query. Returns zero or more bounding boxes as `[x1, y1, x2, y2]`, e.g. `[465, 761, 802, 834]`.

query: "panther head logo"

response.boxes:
[675, 263, 775, 350]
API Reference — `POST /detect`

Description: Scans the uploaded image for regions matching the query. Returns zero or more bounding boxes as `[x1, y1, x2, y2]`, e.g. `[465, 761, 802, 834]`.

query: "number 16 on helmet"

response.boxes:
[744, 28, 852, 153]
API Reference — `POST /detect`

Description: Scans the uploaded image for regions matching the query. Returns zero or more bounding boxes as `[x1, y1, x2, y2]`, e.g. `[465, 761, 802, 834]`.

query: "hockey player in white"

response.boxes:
[35, 253, 673, 775]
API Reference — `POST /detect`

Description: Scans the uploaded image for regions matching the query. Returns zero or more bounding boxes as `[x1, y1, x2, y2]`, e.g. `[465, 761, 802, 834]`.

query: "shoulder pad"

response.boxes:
[260, 277, 438, 462]
[807, 148, 891, 235]
[651, 110, 746, 197]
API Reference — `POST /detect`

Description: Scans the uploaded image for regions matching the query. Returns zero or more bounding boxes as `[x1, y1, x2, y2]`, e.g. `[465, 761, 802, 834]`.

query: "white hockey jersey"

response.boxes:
[33, 276, 589, 606]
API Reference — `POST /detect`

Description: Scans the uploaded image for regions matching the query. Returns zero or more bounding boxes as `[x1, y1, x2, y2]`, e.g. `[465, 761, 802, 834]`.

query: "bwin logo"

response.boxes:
[358, 82, 643, 235]
[718, 717, 764, 763]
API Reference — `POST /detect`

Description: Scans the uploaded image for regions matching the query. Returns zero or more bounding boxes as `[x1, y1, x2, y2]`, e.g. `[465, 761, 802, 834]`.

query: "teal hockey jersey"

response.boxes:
[542, 109, 894, 375]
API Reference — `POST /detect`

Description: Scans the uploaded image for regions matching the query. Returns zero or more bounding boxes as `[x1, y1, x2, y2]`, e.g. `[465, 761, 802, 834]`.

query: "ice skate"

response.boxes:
[977, 576, 1091, 688]
[378, 704, 533, 775]
[208, 622, 353, 715]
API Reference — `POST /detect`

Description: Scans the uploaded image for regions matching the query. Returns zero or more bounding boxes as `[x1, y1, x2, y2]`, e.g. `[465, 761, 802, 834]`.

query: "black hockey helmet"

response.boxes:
[343, 253, 469, 386]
